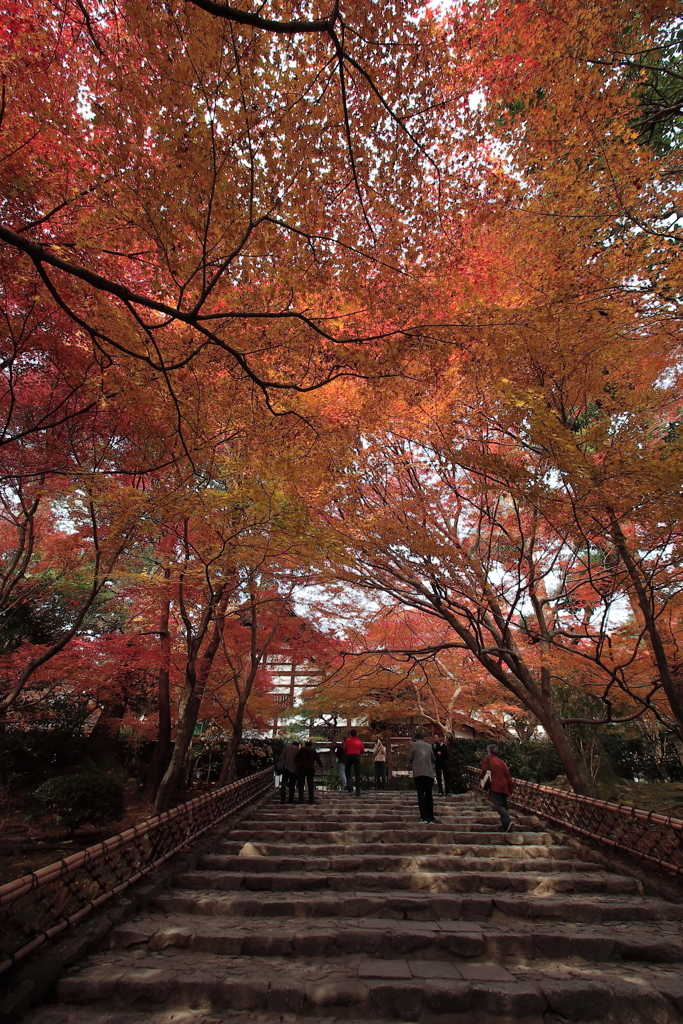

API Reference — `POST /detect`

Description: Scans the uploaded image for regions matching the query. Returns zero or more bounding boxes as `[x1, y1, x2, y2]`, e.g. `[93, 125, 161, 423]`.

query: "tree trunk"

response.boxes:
[539, 707, 599, 797]
[143, 569, 172, 804]
[153, 687, 201, 813]
[218, 696, 248, 786]
[154, 590, 228, 813]
[670, 732, 683, 770]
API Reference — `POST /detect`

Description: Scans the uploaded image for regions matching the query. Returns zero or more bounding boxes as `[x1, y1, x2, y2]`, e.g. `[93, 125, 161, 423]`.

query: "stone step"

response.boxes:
[250, 811, 502, 822]
[153, 888, 682, 924]
[222, 827, 552, 845]
[27, 1008, 411, 1024]
[198, 853, 592, 874]
[222, 821, 533, 835]
[215, 841, 571, 859]
[173, 868, 639, 895]
[218, 843, 577, 860]
[109, 913, 683, 964]
[55, 950, 683, 1022]
[270, 792, 477, 798]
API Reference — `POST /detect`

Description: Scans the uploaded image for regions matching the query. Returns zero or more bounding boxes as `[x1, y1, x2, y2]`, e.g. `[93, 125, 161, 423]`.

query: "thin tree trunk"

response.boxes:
[609, 514, 683, 739]
[143, 567, 172, 804]
[154, 589, 228, 813]
[217, 591, 290, 786]
[670, 733, 683, 770]
[218, 696, 248, 785]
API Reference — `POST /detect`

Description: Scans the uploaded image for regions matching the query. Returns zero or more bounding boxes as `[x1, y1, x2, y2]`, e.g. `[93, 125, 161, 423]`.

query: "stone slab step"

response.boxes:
[222, 828, 552, 845]
[223, 821, 528, 835]
[154, 889, 681, 924]
[27, 1007, 411, 1024]
[173, 868, 639, 895]
[215, 841, 572, 859]
[198, 854, 594, 874]
[250, 813, 504, 824]
[109, 913, 683, 963]
[55, 952, 683, 1023]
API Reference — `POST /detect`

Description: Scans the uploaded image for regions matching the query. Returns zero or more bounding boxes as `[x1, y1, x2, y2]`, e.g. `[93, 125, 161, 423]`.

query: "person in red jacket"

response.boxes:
[342, 728, 365, 796]
[480, 744, 514, 832]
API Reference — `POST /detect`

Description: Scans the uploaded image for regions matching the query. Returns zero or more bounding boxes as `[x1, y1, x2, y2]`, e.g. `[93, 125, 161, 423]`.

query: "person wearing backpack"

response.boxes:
[480, 744, 514, 832]
[295, 740, 323, 804]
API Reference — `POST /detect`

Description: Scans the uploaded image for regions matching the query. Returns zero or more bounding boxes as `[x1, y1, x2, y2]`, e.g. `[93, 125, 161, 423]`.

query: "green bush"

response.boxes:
[0, 697, 93, 792]
[448, 739, 563, 792]
[31, 769, 125, 833]
[602, 732, 683, 783]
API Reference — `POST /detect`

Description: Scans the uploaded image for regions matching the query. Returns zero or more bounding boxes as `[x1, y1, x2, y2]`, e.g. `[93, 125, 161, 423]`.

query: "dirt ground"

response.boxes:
[0, 795, 153, 885]
[597, 780, 683, 819]
[0, 779, 216, 884]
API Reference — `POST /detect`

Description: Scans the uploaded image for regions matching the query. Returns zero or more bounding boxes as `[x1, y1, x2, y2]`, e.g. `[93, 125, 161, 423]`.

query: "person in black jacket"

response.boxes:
[295, 740, 323, 804]
[432, 736, 452, 796]
[335, 742, 347, 790]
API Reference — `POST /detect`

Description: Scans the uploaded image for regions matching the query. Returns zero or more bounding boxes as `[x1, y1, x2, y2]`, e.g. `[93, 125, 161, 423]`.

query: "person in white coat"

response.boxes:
[373, 736, 386, 790]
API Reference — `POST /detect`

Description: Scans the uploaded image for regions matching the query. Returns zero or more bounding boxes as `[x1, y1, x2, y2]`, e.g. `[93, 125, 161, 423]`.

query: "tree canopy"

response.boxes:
[2, 0, 683, 804]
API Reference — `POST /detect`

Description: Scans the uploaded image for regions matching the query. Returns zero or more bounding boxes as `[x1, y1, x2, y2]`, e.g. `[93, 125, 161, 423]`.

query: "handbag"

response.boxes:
[479, 756, 492, 792]
[275, 755, 285, 773]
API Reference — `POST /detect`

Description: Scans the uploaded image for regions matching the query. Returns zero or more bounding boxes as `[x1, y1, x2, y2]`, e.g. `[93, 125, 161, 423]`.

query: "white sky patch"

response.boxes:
[77, 83, 96, 122]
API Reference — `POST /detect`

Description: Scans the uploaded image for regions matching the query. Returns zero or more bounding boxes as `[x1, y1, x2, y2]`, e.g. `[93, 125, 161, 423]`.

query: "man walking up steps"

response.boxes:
[408, 730, 437, 823]
[481, 743, 514, 832]
[343, 728, 364, 796]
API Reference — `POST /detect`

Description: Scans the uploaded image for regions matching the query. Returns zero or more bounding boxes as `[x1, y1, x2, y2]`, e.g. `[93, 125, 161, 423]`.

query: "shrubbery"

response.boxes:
[0, 697, 92, 794]
[448, 740, 564, 792]
[31, 769, 125, 833]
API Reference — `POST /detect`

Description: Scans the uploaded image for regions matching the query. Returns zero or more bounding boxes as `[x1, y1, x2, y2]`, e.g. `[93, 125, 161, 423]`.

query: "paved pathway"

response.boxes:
[27, 790, 683, 1023]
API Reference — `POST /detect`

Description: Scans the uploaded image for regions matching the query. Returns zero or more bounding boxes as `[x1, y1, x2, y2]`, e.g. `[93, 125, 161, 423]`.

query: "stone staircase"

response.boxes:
[26, 790, 683, 1024]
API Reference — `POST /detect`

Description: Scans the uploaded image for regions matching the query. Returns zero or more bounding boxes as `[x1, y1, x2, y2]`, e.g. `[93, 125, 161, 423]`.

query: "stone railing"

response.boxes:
[465, 765, 683, 877]
[0, 768, 274, 973]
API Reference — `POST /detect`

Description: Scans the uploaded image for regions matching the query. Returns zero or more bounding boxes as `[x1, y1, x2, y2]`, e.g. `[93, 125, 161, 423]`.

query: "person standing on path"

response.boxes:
[480, 744, 514, 832]
[335, 740, 347, 790]
[295, 740, 323, 804]
[280, 740, 300, 804]
[408, 730, 437, 823]
[373, 735, 386, 791]
[432, 736, 451, 796]
[342, 728, 365, 796]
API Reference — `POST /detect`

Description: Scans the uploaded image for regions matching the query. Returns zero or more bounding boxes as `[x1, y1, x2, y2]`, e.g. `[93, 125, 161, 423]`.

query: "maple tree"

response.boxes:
[5, 0, 683, 812]
[0, 0, 467, 456]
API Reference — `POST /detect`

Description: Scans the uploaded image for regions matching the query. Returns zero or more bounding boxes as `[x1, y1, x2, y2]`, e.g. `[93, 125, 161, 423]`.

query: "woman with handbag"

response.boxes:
[480, 744, 514, 832]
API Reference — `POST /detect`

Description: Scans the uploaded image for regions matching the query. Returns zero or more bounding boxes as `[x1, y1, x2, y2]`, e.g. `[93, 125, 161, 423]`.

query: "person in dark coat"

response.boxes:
[295, 740, 323, 804]
[335, 741, 347, 790]
[480, 744, 514, 832]
[432, 736, 451, 796]
[280, 740, 300, 804]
